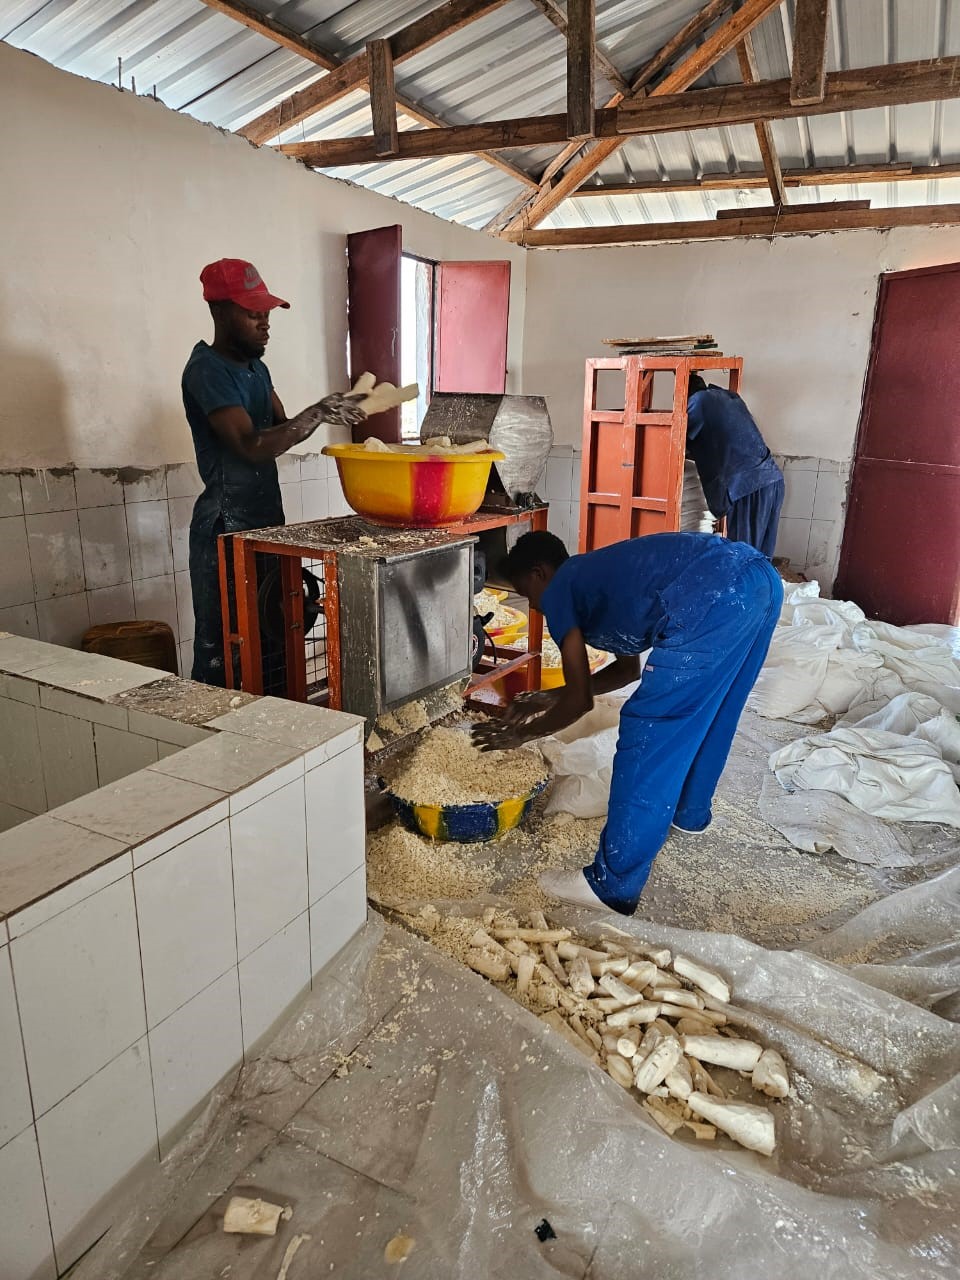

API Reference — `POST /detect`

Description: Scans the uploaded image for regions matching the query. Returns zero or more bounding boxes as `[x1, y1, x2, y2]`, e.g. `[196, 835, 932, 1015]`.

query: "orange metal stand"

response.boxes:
[579, 354, 742, 552]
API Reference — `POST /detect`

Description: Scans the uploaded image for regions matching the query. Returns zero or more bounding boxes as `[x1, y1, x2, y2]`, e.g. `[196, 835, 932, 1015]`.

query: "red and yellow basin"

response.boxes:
[322, 445, 505, 528]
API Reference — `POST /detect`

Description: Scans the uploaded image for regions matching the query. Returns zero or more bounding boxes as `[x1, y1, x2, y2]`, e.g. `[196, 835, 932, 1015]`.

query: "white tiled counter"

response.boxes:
[0, 635, 366, 1279]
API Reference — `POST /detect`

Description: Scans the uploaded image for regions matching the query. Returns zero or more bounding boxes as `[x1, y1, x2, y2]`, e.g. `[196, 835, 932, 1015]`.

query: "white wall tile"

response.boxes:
[126, 501, 173, 580]
[168, 495, 194, 574]
[36, 1039, 157, 1273]
[781, 455, 820, 473]
[0, 473, 24, 518]
[26, 510, 85, 599]
[7, 846, 131, 941]
[87, 581, 136, 628]
[174, 569, 194, 643]
[177, 640, 193, 681]
[0, 698, 45, 814]
[276, 454, 301, 483]
[12, 877, 145, 1115]
[122, 469, 167, 504]
[150, 730, 301, 802]
[545, 455, 574, 502]
[238, 912, 310, 1055]
[75, 468, 123, 509]
[305, 743, 364, 904]
[135, 820, 237, 1026]
[0, 601, 40, 639]
[79, 505, 132, 589]
[780, 468, 818, 521]
[0, 1128, 56, 1280]
[230, 779, 308, 960]
[0, 515, 34, 608]
[149, 969, 242, 1158]
[165, 462, 202, 500]
[807, 518, 838, 571]
[774, 516, 812, 568]
[812, 469, 846, 522]
[281, 481, 304, 523]
[309, 865, 367, 978]
[94, 723, 160, 787]
[299, 453, 325, 482]
[302, 479, 328, 521]
[36, 591, 91, 648]
[20, 471, 77, 515]
[0, 946, 32, 1147]
[36, 708, 97, 809]
[133, 573, 180, 645]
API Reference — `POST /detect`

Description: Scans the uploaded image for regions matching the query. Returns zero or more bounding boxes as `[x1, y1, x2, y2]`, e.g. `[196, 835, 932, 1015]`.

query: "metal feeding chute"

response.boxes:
[420, 393, 554, 509]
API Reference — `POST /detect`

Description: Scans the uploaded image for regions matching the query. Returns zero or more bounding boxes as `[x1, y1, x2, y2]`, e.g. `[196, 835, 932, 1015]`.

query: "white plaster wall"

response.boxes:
[522, 225, 960, 457]
[0, 44, 525, 470]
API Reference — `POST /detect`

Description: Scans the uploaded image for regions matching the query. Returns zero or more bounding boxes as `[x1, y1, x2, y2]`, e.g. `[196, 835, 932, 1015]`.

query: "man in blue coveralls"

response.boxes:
[472, 530, 782, 915]
[686, 374, 784, 558]
[182, 259, 366, 685]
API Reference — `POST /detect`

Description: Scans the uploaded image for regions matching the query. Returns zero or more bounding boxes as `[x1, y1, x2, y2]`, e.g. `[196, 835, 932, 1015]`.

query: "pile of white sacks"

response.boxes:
[750, 582, 960, 831]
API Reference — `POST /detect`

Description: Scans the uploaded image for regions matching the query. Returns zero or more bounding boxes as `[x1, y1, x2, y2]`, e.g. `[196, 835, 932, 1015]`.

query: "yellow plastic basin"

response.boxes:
[322, 444, 505, 528]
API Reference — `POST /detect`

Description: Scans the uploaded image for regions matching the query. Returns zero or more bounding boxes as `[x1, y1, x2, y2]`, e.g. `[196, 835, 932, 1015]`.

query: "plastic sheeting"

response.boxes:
[70, 892, 960, 1280]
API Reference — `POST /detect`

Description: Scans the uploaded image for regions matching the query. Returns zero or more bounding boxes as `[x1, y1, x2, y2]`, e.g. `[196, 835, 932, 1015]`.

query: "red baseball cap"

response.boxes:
[200, 259, 290, 311]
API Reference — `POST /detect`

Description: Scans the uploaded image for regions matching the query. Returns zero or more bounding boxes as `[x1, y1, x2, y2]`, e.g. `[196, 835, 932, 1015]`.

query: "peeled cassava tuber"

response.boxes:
[633, 1037, 684, 1093]
[606, 1002, 661, 1029]
[605, 1053, 635, 1088]
[672, 955, 731, 1004]
[568, 955, 596, 997]
[752, 1047, 790, 1098]
[680, 1034, 763, 1071]
[686, 1092, 777, 1156]
[664, 1056, 693, 1101]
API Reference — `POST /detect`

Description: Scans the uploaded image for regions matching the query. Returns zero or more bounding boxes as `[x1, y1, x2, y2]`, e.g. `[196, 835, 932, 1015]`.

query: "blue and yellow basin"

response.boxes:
[381, 778, 549, 843]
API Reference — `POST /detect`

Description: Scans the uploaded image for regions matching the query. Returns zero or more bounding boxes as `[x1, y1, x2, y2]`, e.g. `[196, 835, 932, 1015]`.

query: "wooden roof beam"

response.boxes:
[497, 0, 784, 236]
[280, 58, 960, 171]
[528, 0, 629, 96]
[791, 0, 830, 105]
[239, 0, 511, 146]
[196, 0, 536, 189]
[736, 33, 785, 206]
[367, 39, 398, 156]
[566, 0, 596, 141]
[569, 160, 960, 195]
[516, 203, 960, 247]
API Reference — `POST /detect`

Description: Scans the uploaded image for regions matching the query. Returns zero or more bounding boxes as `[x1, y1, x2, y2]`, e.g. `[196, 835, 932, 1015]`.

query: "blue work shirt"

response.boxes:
[181, 341, 284, 533]
[686, 386, 783, 518]
[541, 533, 767, 655]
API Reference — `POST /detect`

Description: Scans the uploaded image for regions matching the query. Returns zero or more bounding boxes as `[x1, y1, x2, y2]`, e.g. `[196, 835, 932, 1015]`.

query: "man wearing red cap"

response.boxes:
[182, 259, 365, 686]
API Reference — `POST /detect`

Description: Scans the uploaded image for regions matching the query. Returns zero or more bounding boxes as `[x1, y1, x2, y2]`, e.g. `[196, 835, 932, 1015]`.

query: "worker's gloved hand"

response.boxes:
[317, 392, 368, 428]
[504, 689, 559, 729]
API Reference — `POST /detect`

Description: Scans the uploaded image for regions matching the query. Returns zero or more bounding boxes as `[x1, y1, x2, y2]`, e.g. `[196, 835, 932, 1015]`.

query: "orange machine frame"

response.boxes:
[579, 354, 742, 551]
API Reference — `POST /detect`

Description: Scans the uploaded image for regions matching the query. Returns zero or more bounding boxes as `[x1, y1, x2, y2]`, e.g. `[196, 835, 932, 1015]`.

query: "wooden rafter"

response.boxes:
[239, 0, 511, 146]
[368, 40, 399, 156]
[714, 197, 868, 218]
[568, 160, 960, 196]
[791, 0, 830, 105]
[566, 0, 596, 141]
[736, 33, 785, 206]
[484, 0, 739, 232]
[196, 0, 536, 189]
[498, 0, 783, 236]
[278, 58, 960, 171]
[528, 0, 628, 96]
[514, 203, 960, 247]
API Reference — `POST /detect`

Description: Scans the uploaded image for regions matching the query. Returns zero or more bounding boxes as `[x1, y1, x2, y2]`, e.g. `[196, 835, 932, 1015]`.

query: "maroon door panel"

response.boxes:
[434, 261, 510, 394]
[836, 263, 960, 625]
[347, 225, 402, 443]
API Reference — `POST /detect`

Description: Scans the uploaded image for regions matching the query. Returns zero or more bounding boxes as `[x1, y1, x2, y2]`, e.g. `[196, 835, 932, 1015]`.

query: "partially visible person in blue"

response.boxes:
[472, 530, 782, 915]
[686, 374, 784, 558]
[182, 259, 366, 686]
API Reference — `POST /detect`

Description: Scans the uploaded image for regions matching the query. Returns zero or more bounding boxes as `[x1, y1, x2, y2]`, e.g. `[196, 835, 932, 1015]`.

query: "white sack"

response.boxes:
[841, 692, 960, 781]
[769, 725, 960, 827]
[758, 775, 914, 868]
[746, 624, 834, 720]
[541, 702, 620, 818]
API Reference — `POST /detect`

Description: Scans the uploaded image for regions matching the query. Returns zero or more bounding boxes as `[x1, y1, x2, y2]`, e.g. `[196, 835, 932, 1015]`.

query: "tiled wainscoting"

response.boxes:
[540, 447, 850, 590]
[0, 637, 366, 1279]
[0, 454, 352, 679]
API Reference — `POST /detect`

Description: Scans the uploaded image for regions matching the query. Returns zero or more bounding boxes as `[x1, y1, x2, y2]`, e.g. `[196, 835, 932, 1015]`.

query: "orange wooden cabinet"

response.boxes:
[579, 354, 742, 552]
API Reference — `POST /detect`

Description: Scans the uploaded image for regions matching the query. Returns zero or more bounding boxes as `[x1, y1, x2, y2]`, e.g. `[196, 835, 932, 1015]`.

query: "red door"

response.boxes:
[835, 263, 960, 625]
[347, 225, 402, 443]
[434, 261, 510, 393]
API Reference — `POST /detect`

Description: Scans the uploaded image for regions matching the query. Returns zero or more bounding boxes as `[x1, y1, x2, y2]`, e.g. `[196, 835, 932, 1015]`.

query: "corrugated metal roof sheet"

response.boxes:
[3, 0, 959, 233]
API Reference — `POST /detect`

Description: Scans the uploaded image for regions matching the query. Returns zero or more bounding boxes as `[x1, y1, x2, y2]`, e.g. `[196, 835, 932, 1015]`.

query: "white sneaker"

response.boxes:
[538, 868, 609, 911]
[670, 822, 709, 835]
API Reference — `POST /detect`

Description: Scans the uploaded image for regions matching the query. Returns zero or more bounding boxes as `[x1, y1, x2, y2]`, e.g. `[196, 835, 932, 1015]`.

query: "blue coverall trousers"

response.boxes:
[583, 556, 783, 914]
[727, 478, 785, 559]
